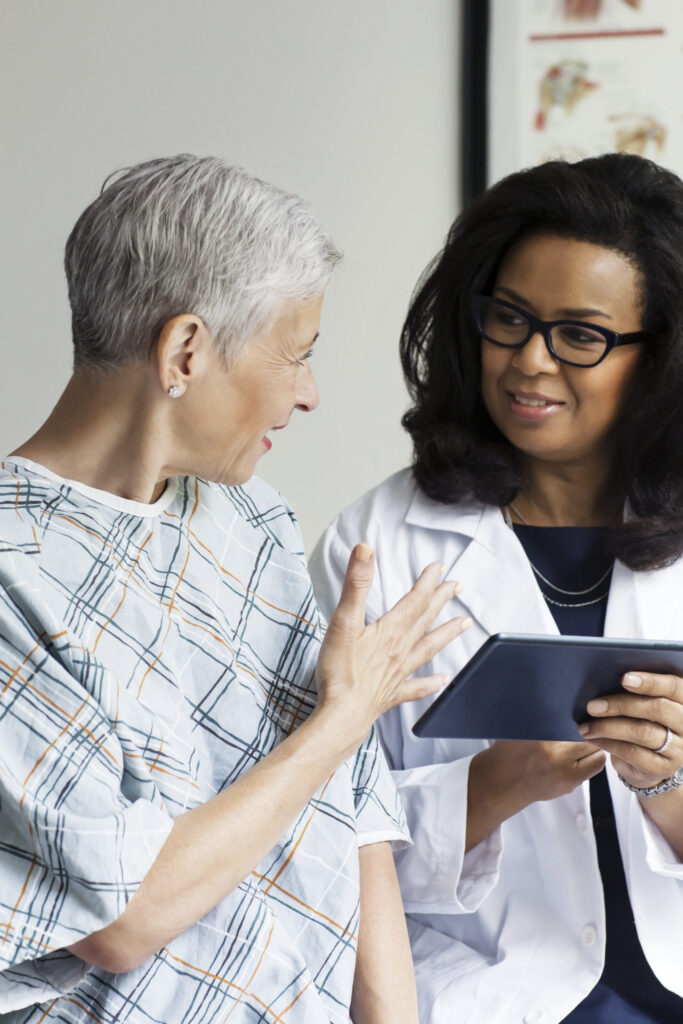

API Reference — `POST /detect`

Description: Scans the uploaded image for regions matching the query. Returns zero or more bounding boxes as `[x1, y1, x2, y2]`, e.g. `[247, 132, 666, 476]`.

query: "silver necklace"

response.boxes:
[503, 503, 613, 605]
[540, 589, 611, 609]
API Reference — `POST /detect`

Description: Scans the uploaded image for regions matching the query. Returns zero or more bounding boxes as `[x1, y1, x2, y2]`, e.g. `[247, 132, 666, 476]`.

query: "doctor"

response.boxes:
[310, 154, 683, 1023]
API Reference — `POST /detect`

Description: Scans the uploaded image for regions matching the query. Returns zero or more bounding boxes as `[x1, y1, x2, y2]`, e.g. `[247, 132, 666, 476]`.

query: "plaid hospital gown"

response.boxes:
[0, 457, 408, 1024]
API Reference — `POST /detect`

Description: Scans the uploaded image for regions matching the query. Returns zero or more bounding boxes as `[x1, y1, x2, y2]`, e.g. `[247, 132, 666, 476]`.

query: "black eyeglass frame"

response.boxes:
[471, 294, 655, 368]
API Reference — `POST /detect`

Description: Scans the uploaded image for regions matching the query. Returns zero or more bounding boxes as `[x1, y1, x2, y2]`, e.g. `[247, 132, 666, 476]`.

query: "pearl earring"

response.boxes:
[168, 385, 181, 398]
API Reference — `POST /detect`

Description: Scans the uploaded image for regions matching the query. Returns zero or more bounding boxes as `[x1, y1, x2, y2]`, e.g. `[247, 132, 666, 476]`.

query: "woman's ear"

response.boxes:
[154, 315, 213, 397]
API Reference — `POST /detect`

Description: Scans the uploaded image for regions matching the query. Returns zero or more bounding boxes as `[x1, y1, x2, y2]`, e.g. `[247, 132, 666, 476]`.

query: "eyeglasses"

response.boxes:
[472, 294, 655, 368]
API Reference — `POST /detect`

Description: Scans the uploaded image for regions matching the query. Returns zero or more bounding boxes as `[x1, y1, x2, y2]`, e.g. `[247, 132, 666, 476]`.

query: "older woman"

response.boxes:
[0, 156, 471, 1024]
[311, 154, 683, 1023]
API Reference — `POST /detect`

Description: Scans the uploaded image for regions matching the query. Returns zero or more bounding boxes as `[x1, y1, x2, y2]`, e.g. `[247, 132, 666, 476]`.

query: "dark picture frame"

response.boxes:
[460, 0, 681, 211]
[461, 0, 489, 207]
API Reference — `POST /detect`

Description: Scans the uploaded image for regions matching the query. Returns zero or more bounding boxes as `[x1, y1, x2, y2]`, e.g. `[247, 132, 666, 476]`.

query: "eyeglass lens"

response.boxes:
[479, 298, 608, 366]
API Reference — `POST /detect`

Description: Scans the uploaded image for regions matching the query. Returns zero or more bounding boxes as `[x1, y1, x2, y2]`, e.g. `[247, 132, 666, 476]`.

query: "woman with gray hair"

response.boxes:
[0, 155, 471, 1024]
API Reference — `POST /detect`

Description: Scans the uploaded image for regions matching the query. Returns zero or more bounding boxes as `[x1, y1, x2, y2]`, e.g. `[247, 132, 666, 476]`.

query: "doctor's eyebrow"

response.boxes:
[494, 286, 613, 321]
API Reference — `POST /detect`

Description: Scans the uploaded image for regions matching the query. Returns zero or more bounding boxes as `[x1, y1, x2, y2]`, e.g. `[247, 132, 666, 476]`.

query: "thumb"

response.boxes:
[328, 543, 375, 636]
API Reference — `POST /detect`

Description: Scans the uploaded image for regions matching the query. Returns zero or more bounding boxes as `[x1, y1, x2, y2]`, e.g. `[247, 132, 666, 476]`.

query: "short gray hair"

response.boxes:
[65, 155, 342, 370]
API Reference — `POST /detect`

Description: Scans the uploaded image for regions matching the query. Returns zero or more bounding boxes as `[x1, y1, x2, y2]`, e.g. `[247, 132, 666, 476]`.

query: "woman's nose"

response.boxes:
[511, 330, 559, 375]
[295, 361, 319, 412]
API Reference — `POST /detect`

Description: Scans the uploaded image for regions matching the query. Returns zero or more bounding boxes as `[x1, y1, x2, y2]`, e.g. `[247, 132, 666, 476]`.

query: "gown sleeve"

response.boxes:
[0, 547, 174, 1011]
[310, 522, 503, 913]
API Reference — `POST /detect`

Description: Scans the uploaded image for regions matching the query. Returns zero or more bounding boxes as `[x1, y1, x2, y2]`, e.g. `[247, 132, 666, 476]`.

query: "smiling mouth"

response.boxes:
[508, 392, 563, 407]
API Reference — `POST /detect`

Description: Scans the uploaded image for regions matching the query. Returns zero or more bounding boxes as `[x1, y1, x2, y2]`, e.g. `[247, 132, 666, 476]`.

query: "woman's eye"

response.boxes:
[557, 325, 604, 347]
[494, 310, 525, 327]
[296, 349, 315, 367]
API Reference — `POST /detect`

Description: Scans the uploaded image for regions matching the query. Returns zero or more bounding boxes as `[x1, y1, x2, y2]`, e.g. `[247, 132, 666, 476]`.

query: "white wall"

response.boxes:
[0, 0, 460, 550]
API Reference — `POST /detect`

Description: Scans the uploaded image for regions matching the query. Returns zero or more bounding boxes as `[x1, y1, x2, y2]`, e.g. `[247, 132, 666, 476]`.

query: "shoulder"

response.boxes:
[0, 459, 62, 561]
[316, 467, 486, 552]
[198, 476, 305, 559]
[319, 468, 418, 550]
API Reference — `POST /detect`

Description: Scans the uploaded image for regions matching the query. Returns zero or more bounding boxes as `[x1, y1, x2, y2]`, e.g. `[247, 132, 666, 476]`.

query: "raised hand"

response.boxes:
[314, 543, 471, 753]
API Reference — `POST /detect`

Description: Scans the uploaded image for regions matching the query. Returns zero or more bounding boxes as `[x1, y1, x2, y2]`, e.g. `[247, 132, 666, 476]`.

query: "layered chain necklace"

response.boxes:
[503, 502, 614, 609]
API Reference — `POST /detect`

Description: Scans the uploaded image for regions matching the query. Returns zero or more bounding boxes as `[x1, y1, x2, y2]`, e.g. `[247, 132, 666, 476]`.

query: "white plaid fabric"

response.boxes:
[0, 458, 408, 1023]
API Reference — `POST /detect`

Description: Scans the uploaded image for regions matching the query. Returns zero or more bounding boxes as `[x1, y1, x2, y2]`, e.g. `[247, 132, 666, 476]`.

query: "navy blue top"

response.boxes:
[513, 525, 681, 1023]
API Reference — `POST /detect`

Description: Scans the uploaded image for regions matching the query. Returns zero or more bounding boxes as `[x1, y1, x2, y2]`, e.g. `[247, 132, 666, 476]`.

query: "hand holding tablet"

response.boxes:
[412, 633, 683, 743]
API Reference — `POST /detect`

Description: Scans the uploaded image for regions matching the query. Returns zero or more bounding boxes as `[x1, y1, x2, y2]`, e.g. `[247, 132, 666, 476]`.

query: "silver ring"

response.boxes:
[655, 726, 672, 754]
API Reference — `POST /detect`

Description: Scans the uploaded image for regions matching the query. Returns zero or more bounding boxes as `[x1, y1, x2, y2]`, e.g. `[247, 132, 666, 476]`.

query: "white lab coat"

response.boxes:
[309, 469, 683, 1024]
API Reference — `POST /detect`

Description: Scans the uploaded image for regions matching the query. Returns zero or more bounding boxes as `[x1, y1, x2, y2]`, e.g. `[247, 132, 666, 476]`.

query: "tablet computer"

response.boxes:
[412, 633, 683, 741]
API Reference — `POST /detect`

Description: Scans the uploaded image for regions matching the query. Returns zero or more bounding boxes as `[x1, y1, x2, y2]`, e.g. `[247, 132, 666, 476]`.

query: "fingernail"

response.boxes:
[355, 543, 373, 562]
[578, 723, 591, 736]
[453, 582, 465, 595]
[624, 673, 642, 688]
[461, 617, 473, 629]
[587, 699, 608, 713]
[438, 563, 446, 575]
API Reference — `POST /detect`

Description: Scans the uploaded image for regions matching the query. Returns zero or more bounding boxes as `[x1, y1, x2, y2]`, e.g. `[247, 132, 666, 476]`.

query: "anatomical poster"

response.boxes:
[487, 0, 683, 184]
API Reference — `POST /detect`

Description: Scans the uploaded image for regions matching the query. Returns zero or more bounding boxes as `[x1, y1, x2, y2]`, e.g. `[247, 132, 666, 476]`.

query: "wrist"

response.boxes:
[304, 702, 369, 764]
[617, 768, 683, 797]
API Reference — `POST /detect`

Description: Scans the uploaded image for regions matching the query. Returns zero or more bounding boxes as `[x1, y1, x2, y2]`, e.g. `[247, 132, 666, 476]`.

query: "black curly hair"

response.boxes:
[400, 154, 683, 571]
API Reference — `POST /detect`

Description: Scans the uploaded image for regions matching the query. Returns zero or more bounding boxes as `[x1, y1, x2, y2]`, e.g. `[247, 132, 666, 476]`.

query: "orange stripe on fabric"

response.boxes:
[64, 996, 107, 1024]
[166, 949, 275, 1018]
[0, 855, 37, 948]
[143, 759, 201, 791]
[221, 921, 275, 1021]
[1, 636, 46, 695]
[272, 978, 314, 1022]
[180, 617, 233, 655]
[43, 513, 125, 571]
[167, 478, 200, 617]
[0, 665, 116, 765]
[33, 998, 58, 1023]
[284, 666, 316, 736]
[92, 531, 154, 652]
[136, 480, 199, 702]
[253, 870, 356, 941]
[262, 775, 334, 895]
[8, 471, 26, 523]
[20, 698, 91, 807]
[135, 619, 172, 701]
[162, 509, 318, 630]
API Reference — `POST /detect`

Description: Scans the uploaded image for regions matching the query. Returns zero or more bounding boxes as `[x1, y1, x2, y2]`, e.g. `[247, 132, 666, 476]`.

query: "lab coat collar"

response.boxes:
[405, 486, 486, 542]
[405, 486, 683, 640]
[606, 556, 683, 641]
[406, 489, 558, 636]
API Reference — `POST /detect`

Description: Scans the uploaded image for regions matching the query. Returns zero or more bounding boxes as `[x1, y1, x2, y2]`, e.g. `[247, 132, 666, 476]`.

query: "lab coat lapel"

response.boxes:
[449, 508, 559, 636]
[605, 558, 683, 641]
[405, 491, 558, 637]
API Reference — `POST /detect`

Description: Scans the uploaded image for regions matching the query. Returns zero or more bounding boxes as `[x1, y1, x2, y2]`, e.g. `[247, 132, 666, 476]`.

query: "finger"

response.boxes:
[401, 578, 466, 653]
[573, 749, 606, 781]
[385, 563, 448, 628]
[622, 672, 683, 703]
[585, 693, 683, 732]
[326, 544, 375, 637]
[584, 736, 670, 777]
[390, 673, 449, 708]
[404, 615, 473, 676]
[579, 716, 675, 754]
[535, 740, 599, 759]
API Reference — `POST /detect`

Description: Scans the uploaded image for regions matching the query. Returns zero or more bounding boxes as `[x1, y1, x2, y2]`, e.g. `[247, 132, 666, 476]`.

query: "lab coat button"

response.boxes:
[576, 812, 588, 832]
[523, 1011, 544, 1023]
[582, 925, 597, 946]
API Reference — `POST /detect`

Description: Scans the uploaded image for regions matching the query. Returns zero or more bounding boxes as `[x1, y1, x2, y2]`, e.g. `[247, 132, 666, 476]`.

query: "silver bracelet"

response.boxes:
[617, 768, 683, 797]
